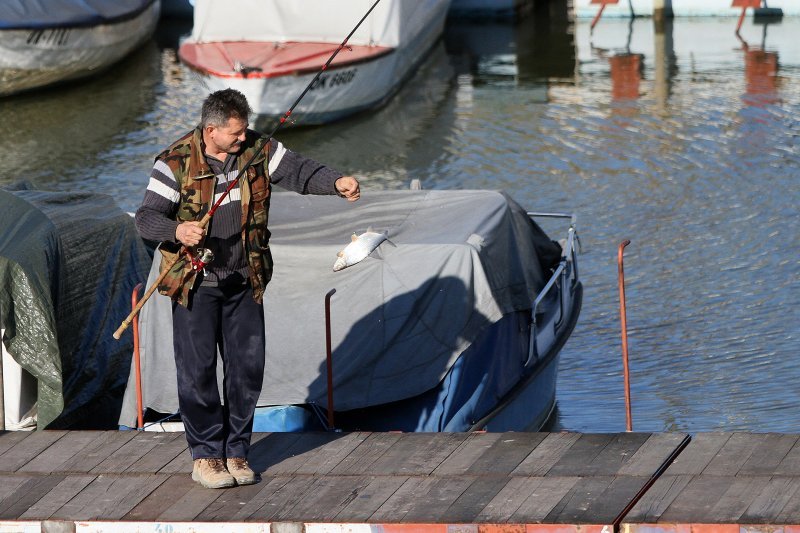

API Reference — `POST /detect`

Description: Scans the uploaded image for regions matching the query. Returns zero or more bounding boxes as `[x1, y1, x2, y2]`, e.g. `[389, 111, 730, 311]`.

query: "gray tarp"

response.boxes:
[0, 185, 152, 428]
[119, 189, 560, 426]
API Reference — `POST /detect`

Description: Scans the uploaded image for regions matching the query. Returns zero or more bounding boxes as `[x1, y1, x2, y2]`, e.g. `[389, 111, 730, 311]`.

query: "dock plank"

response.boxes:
[702, 432, 765, 476]
[123, 474, 196, 521]
[582, 432, 651, 476]
[368, 433, 469, 475]
[260, 432, 354, 475]
[466, 432, 547, 475]
[0, 431, 31, 457]
[195, 478, 278, 522]
[60, 431, 137, 473]
[512, 432, 581, 476]
[329, 432, 403, 475]
[0, 430, 67, 472]
[658, 475, 735, 522]
[277, 475, 372, 522]
[433, 433, 504, 475]
[618, 433, 690, 476]
[396, 476, 475, 523]
[543, 476, 617, 523]
[740, 476, 800, 523]
[157, 480, 229, 521]
[545, 433, 616, 476]
[50, 474, 167, 520]
[665, 432, 730, 475]
[476, 477, 550, 522]
[440, 475, 512, 522]
[127, 433, 188, 474]
[293, 432, 369, 475]
[19, 475, 97, 520]
[334, 476, 407, 522]
[245, 476, 318, 521]
[705, 475, 772, 522]
[231, 476, 294, 521]
[623, 474, 693, 523]
[737, 433, 798, 476]
[91, 432, 180, 474]
[0, 475, 65, 519]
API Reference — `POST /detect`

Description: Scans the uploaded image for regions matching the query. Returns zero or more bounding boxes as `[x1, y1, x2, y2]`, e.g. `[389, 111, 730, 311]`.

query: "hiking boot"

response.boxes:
[192, 458, 235, 489]
[226, 457, 257, 486]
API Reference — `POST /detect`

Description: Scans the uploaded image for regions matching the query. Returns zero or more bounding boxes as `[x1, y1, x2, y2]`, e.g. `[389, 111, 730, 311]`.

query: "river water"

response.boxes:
[1, 9, 797, 433]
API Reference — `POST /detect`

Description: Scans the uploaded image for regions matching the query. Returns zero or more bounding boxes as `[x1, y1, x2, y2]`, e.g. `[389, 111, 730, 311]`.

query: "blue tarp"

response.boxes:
[0, 0, 156, 30]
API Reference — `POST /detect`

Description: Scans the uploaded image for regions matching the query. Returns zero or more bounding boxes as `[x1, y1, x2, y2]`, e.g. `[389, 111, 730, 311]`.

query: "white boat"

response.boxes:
[0, 0, 160, 96]
[178, 0, 450, 126]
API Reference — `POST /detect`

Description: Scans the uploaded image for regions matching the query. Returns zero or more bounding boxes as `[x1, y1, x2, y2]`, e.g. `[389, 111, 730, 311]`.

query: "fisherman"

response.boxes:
[135, 88, 360, 489]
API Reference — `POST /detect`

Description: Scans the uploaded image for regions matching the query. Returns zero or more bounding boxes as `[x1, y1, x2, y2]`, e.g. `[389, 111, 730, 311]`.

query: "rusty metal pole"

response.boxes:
[618, 240, 633, 432]
[325, 289, 337, 430]
[131, 283, 145, 430]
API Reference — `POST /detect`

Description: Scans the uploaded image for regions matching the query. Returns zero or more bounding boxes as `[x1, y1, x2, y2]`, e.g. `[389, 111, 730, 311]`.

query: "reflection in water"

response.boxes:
[0, 11, 798, 433]
[0, 40, 162, 190]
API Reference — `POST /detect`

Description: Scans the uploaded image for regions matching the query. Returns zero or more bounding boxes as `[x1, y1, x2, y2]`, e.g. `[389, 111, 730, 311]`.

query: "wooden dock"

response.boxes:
[1, 431, 799, 532]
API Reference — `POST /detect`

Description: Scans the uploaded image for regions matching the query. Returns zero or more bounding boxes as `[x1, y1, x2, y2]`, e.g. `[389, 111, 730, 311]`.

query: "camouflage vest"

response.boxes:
[156, 127, 273, 307]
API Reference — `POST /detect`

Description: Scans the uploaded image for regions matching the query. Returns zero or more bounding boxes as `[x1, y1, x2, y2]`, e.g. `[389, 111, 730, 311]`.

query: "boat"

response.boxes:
[118, 188, 582, 433]
[177, 0, 450, 126]
[0, 0, 160, 97]
[0, 184, 153, 430]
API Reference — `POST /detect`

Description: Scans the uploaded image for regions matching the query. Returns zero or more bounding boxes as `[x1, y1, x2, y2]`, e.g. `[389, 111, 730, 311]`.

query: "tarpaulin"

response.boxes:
[0, 184, 151, 428]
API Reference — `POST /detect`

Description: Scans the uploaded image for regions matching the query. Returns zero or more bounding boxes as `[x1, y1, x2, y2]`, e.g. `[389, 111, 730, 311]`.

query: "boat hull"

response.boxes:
[181, 2, 449, 125]
[0, 1, 160, 96]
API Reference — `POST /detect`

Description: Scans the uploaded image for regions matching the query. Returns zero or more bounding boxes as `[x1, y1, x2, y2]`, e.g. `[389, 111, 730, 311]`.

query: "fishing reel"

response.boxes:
[189, 248, 215, 271]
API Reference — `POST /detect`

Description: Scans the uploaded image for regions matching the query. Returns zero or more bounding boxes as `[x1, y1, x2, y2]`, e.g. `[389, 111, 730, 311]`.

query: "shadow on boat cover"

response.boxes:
[0, 182, 151, 429]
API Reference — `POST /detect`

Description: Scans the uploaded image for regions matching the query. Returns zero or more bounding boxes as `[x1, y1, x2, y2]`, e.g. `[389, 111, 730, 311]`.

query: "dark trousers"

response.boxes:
[172, 282, 265, 460]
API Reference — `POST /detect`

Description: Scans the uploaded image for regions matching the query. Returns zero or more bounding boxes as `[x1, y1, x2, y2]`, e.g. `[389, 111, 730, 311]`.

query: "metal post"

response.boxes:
[618, 240, 633, 432]
[324, 289, 337, 430]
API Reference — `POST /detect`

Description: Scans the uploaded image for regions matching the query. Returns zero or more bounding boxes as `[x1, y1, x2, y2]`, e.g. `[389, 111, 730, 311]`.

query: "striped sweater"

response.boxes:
[135, 134, 342, 286]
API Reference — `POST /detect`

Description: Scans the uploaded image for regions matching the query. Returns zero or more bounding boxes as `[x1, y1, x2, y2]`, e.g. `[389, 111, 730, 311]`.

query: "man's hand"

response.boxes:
[176, 221, 205, 246]
[335, 176, 360, 202]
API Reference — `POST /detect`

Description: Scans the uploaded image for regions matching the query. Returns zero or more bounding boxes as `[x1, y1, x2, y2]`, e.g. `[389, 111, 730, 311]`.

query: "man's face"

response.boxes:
[207, 116, 248, 155]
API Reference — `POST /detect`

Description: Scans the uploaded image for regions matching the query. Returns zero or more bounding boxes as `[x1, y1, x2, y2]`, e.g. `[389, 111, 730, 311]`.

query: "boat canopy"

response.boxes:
[191, 0, 447, 48]
[0, 0, 157, 30]
[0, 184, 152, 428]
[120, 189, 561, 427]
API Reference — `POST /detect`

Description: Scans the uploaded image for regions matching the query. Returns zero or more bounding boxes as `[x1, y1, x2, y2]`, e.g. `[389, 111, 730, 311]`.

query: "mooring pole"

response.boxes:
[325, 288, 337, 430]
[618, 239, 633, 432]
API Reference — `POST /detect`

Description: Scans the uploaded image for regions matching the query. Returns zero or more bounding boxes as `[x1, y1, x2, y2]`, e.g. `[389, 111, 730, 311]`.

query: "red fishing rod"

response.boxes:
[113, 0, 382, 340]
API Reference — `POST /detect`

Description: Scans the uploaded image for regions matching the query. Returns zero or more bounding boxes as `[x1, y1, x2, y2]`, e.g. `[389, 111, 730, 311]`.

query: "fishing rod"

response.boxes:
[113, 0, 382, 340]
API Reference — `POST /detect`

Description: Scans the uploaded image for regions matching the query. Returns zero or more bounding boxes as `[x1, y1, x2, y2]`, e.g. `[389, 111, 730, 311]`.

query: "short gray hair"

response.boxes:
[201, 88, 252, 128]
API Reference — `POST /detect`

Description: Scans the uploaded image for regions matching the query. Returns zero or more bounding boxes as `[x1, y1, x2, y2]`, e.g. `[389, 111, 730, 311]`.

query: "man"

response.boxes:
[135, 88, 360, 489]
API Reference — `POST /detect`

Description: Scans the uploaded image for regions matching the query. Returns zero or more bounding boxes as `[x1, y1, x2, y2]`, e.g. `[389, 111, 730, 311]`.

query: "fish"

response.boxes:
[333, 230, 388, 271]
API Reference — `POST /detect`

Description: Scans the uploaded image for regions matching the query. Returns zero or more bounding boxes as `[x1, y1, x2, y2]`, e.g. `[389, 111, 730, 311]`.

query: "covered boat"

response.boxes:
[119, 189, 582, 432]
[0, 184, 152, 430]
[178, 0, 450, 126]
[0, 0, 160, 96]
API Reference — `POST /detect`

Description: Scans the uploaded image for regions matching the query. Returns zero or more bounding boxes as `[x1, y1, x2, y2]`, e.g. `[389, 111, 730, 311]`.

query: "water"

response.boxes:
[1, 10, 798, 433]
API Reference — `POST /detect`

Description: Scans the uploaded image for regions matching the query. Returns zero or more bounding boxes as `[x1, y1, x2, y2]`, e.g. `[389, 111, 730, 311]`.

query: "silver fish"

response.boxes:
[333, 230, 388, 271]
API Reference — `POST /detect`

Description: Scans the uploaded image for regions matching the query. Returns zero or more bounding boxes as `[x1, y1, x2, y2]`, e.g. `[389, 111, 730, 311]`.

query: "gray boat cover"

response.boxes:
[119, 189, 560, 426]
[0, 0, 156, 30]
[0, 185, 152, 428]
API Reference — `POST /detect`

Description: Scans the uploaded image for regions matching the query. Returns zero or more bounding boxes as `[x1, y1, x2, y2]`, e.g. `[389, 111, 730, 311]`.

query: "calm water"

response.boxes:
[1, 9, 798, 433]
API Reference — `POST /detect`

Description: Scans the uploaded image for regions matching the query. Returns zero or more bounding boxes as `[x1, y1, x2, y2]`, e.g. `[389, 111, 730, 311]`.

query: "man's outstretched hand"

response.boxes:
[335, 176, 360, 202]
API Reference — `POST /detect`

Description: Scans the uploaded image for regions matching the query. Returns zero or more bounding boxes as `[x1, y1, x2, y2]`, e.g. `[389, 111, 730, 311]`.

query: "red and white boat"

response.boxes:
[178, 0, 450, 126]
